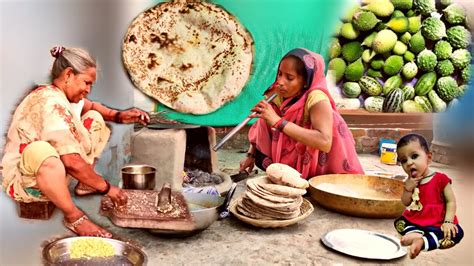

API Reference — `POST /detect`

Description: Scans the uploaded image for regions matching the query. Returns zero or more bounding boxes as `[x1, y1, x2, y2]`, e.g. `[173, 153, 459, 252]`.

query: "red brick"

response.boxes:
[366, 128, 401, 139]
[355, 142, 363, 153]
[359, 136, 379, 147]
[350, 128, 367, 138]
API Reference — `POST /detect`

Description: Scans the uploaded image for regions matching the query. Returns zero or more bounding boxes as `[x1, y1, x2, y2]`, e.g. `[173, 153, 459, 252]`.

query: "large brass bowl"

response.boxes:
[308, 174, 405, 218]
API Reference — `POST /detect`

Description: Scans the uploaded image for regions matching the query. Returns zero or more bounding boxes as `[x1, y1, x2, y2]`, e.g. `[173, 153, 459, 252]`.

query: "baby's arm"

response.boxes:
[401, 177, 423, 206]
[441, 183, 458, 239]
[401, 188, 413, 206]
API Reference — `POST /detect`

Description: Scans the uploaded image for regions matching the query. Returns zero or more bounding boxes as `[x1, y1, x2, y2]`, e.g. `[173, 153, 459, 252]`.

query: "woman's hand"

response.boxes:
[441, 222, 458, 240]
[239, 156, 255, 174]
[119, 108, 150, 126]
[107, 186, 128, 207]
[249, 100, 280, 126]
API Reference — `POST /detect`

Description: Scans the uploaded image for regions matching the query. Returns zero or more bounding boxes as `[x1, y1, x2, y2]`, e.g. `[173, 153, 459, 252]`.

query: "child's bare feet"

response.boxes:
[410, 238, 424, 259]
[401, 232, 423, 246]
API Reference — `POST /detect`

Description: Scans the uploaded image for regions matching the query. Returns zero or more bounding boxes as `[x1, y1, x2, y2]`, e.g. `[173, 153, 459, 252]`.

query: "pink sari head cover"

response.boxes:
[249, 48, 363, 178]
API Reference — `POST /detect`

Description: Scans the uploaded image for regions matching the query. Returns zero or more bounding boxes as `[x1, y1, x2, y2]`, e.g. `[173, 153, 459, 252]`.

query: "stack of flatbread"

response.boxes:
[236, 163, 309, 220]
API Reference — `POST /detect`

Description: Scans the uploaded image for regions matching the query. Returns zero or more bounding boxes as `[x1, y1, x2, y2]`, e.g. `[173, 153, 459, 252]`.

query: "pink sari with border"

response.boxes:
[249, 49, 363, 179]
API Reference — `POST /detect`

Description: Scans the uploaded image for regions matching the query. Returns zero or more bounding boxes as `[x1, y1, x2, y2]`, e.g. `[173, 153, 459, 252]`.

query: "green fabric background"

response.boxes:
[152, 0, 351, 125]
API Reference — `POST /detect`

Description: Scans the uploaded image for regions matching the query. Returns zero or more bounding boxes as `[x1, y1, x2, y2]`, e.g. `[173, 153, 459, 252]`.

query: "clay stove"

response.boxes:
[130, 126, 227, 192]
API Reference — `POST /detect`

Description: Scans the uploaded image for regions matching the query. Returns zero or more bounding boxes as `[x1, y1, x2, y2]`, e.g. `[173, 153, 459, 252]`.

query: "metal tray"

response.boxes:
[321, 229, 407, 260]
[42, 236, 147, 265]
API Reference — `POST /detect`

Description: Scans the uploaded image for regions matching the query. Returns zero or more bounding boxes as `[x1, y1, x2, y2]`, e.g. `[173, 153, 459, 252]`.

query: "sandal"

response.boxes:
[74, 182, 98, 197]
[63, 214, 112, 238]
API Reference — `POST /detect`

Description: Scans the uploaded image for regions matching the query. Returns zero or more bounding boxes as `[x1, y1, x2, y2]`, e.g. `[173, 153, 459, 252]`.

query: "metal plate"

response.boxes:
[42, 236, 147, 265]
[321, 229, 407, 260]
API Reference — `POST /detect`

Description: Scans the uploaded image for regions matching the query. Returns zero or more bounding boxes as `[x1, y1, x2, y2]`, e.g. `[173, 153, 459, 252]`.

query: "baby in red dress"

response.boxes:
[394, 134, 463, 259]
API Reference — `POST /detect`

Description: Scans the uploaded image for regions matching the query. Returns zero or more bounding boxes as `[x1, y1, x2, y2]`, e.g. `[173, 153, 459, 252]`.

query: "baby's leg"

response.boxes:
[401, 232, 423, 246]
[410, 238, 424, 259]
[395, 218, 425, 246]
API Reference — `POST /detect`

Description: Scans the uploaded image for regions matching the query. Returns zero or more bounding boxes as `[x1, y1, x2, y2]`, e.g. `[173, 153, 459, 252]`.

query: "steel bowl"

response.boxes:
[308, 174, 405, 218]
[42, 236, 147, 265]
[122, 164, 156, 190]
[149, 192, 225, 236]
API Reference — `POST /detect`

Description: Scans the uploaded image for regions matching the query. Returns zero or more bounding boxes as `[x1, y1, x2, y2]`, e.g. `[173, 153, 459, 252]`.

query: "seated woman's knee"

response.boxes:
[20, 140, 62, 176]
[39, 157, 65, 177]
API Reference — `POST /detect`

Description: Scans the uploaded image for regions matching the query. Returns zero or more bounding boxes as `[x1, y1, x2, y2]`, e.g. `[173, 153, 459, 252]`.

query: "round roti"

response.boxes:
[252, 176, 307, 197]
[245, 191, 302, 212]
[266, 163, 309, 189]
[246, 179, 296, 203]
[122, 2, 254, 114]
[241, 196, 301, 219]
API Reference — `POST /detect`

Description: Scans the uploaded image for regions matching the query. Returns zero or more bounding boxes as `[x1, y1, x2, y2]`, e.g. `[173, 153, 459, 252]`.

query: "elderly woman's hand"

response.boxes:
[119, 108, 150, 126]
[107, 186, 128, 207]
[249, 100, 280, 126]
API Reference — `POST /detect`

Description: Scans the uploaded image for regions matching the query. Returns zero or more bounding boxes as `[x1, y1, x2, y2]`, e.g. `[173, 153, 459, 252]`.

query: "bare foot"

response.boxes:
[410, 238, 424, 259]
[64, 213, 112, 238]
[401, 232, 423, 246]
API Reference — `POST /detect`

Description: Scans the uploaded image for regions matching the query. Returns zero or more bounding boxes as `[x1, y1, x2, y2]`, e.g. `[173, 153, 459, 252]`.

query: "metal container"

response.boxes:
[149, 183, 237, 236]
[308, 174, 405, 218]
[122, 164, 156, 190]
[149, 192, 224, 236]
[42, 236, 147, 265]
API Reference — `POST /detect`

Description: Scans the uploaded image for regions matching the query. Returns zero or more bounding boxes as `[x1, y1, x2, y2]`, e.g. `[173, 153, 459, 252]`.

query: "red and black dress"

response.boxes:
[394, 172, 464, 251]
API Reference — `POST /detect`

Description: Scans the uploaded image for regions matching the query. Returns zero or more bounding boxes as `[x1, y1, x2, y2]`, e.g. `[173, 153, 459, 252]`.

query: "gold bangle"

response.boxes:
[404, 187, 413, 193]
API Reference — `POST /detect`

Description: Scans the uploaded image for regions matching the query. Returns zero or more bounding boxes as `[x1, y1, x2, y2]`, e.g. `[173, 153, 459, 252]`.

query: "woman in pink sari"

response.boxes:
[240, 48, 363, 179]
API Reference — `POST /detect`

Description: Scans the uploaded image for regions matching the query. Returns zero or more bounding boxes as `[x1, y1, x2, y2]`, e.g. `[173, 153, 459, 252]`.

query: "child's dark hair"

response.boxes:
[397, 134, 430, 153]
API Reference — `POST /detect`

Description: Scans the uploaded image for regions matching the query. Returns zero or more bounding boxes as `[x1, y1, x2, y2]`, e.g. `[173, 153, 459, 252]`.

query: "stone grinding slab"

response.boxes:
[100, 190, 194, 231]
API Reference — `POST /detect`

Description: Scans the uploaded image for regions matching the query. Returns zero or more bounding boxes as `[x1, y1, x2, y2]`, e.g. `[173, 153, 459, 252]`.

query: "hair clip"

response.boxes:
[50, 46, 65, 58]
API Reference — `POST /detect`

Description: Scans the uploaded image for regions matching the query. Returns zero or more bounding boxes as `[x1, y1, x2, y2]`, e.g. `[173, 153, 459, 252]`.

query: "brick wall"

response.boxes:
[214, 126, 433, 154]
[351, 128, 433, 154]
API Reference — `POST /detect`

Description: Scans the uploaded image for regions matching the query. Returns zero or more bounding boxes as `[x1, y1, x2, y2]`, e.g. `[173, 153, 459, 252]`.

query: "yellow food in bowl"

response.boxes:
[70, 238, 115, 259]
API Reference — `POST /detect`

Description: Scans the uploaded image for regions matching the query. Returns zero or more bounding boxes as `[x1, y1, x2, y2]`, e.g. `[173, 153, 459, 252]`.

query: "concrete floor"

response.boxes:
[0, 150, 472, 265]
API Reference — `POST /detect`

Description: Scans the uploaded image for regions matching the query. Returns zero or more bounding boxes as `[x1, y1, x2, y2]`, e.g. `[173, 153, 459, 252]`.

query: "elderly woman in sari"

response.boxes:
[1, 46, 149, 237]
[240, 48, 364, 179]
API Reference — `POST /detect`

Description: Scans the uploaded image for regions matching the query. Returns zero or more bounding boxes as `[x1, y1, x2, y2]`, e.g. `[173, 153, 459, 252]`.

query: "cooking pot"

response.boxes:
[121, 164, 156, 190]
[149, 183, 237, 236]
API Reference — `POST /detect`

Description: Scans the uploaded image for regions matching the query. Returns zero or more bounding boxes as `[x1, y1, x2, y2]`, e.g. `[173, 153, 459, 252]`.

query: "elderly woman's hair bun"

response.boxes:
[50, 46, 65, 58]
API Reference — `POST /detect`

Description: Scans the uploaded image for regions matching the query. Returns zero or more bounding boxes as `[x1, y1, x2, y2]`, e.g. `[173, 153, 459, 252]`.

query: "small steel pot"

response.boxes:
[121, 164, 156, 190]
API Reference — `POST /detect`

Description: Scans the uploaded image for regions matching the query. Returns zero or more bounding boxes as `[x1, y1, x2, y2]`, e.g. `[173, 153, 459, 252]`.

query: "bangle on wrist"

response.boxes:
[443, 220, 454, 224]
[279, 119, 289, 131]
[114, 111, 122, 123]
[99, 179, 111, 195]
[246, 152, 255, 158]
[404, 187, 413, 193]
[271, 118, 289, 132]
